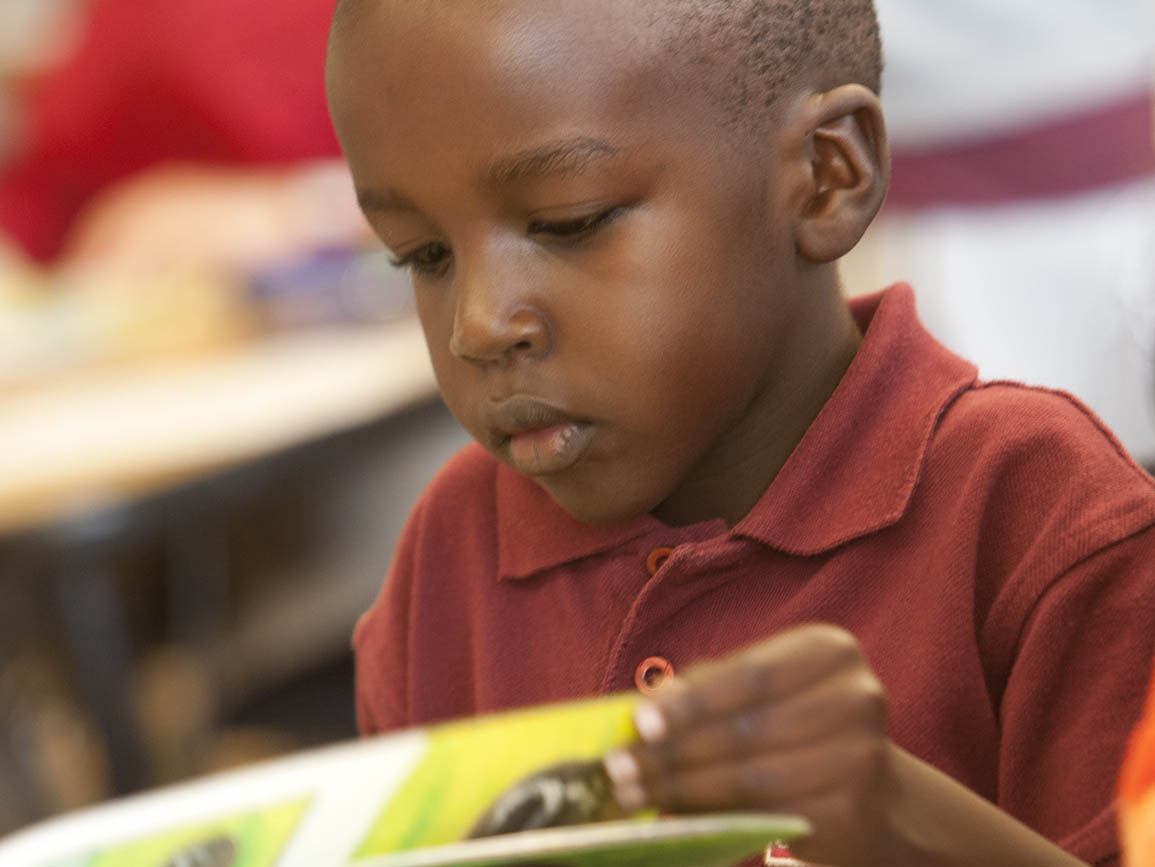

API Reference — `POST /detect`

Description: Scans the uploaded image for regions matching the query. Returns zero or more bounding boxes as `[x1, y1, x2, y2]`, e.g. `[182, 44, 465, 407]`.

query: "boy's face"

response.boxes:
[329, 0, 812, 525]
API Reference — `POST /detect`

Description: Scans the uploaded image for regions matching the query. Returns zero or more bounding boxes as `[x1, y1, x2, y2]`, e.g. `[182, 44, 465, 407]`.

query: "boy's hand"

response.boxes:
[604, 625, 898, 867]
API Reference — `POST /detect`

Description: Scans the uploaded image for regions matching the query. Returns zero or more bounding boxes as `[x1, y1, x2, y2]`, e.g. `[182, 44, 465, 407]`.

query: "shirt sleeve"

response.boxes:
[352, 497, 426, 737]
[995, 523, 1155, 867]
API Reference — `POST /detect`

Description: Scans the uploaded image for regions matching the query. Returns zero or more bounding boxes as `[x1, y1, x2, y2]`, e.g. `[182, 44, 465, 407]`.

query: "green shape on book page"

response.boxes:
[355, 694, 639, 858]
[55, 797, 309, 867]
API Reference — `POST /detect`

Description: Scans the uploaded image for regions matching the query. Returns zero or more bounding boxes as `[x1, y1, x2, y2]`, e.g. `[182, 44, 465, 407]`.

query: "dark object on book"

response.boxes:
[468, 760, 626, 838]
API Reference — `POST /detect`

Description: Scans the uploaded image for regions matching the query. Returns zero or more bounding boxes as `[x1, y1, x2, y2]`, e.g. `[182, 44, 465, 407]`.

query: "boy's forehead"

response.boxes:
[328, 0, 712, 170]
[338, 0, 654, 62]
[330, 0, 681, 107]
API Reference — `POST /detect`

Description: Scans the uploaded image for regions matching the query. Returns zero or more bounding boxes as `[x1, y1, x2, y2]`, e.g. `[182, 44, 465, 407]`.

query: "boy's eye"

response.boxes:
[528, 207, 622, 241]
[390, 242, 451, 276]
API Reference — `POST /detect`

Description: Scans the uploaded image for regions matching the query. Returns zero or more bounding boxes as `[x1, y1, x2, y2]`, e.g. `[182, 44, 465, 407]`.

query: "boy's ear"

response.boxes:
[792, 84, 889, 264]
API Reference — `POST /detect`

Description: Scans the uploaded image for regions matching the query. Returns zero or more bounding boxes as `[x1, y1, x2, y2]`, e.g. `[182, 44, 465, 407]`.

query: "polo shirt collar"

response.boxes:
[496, 472, 660, 581]
[496, 284, 977, 578]
[734, 284, 977, 554]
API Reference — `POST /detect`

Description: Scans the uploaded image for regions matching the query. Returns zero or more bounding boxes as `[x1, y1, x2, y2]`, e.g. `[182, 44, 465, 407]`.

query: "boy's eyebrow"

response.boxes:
[354, 137, 622, 214]
[483, 137, 621, 187]
[357, 188, 416, 215]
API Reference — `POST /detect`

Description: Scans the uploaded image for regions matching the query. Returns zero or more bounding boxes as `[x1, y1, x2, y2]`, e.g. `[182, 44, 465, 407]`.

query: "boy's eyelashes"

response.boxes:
[527, 205, 624, 240]
[389, 242, 450, 275]
[387, 206, 626, 277]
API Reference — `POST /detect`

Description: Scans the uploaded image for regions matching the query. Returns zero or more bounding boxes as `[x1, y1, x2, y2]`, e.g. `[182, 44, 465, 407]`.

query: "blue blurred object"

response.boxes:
[246, 247, 415, 331]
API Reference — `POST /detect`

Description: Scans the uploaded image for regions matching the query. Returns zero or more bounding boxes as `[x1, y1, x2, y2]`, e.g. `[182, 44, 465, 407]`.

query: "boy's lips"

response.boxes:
[483, 396, 595, 476]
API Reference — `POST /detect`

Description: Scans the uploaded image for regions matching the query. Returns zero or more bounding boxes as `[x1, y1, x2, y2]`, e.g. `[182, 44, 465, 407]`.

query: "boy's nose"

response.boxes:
[449, 272, 550, 364]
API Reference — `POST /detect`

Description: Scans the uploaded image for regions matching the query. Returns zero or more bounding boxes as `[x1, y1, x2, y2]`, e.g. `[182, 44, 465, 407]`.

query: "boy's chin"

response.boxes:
[530, 474, 655, 527]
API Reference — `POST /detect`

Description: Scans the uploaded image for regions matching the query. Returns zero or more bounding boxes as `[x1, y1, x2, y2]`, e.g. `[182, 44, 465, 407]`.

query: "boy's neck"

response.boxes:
[651, 287, 862, 529]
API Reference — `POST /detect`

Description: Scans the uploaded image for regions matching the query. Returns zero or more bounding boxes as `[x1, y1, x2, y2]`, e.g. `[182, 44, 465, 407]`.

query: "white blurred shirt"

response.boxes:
[875, 0, 1155, 144]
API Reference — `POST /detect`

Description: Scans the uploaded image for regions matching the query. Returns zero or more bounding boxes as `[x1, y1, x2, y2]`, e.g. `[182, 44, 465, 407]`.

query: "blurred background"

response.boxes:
[0, 0, 1151, 840]
[0, 0, 472, 836]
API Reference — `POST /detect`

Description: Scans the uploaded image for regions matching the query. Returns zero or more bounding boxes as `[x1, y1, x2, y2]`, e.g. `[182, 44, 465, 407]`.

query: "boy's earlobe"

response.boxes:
[795, 84, 890, 264]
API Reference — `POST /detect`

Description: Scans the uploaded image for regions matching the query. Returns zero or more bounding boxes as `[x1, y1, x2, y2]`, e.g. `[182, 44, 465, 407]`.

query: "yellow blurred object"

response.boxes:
[0, 262, 255, 391]
[61, 263, 257, 363]
[1122, 789, 1155, 867]
[65, 161, 369, 277]
[0, 157, 377, 387]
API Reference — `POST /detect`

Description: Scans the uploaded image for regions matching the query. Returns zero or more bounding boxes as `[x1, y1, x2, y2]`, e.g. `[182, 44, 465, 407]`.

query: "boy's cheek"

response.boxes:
[435, 385, 488, 448]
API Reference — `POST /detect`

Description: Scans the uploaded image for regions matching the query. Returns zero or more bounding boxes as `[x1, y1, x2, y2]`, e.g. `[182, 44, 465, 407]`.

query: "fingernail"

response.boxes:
[603, 749, 640, 787]
[633, 702, 668, 742]
[612, 780, 647, 813]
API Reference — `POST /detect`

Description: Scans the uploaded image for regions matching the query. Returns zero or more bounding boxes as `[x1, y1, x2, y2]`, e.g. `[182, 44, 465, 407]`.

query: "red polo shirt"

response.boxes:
[355, 285, 1155, 866]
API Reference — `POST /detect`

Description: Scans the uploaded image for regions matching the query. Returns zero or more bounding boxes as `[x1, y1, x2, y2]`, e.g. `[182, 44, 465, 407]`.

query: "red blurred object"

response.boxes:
[0, 0, 341, 262]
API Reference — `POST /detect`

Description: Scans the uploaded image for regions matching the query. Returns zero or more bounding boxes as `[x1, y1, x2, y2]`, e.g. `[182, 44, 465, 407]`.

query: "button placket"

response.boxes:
[599, 544, 690, 697]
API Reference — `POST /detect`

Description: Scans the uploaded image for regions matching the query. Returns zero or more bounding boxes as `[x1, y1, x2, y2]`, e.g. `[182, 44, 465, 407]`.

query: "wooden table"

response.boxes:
[0, 318, 437, 534]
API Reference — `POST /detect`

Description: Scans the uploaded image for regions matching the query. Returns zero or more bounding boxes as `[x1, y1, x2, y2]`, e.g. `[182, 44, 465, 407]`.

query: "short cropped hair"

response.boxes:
[667, 0, 882, 131]
[329, 0, 882, 134]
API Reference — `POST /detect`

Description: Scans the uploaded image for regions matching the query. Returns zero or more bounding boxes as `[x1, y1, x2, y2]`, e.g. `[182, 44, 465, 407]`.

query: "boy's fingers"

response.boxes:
[628, 666, 887, 777]
[644, 624, 868, 739]
[613, 734, 883, 815]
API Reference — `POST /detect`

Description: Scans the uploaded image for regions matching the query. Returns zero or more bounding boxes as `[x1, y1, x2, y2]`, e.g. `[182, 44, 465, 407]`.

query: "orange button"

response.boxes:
[646, 547, 675, 576]
[635, 656, 675, 695]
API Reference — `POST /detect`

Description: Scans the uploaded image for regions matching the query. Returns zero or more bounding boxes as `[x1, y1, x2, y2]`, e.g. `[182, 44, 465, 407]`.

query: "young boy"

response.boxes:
[324, 1, 1155, 864]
